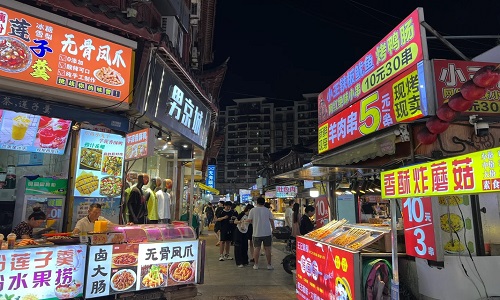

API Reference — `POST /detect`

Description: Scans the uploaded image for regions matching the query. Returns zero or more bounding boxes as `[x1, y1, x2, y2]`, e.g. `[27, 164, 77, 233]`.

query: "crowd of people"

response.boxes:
[202, 197, 316, 270]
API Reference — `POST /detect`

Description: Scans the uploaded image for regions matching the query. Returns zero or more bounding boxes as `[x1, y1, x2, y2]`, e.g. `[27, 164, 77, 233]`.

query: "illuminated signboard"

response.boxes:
[0, 109, 71, 154]
[205, 165, 216, 193]
[125, 128, 155, 161]
[0, 5, 133, 102]
[276, 185, 298, 198]
[318, 61, 428, 154]
[318, 8, 425, 124]
[296, 236, 358, 300]
[85, 240, 198, 298]
[381, 146, 500, 198]
[0, 245, 87, 299]
[433, 59, 500, 116]
[142, 56, 211, 149]
[72, 129, 125, 227]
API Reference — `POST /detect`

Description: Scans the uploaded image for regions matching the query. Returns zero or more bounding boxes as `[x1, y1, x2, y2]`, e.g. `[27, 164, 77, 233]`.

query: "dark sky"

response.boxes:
[211, 0, 500, 107]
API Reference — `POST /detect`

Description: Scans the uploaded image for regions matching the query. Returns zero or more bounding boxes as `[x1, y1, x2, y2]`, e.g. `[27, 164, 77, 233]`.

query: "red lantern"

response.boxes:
[417, 127, 438, 145]
[448, 93, 475, 112]
[426, 116, 450, 134]
[473, 65, 500, 88]
[460, 80, 486, 101]
[437, 103, 459, 122]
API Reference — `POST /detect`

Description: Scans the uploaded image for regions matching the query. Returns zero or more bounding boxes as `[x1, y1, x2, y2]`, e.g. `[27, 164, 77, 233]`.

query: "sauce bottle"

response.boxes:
[7, 233, 16, 249]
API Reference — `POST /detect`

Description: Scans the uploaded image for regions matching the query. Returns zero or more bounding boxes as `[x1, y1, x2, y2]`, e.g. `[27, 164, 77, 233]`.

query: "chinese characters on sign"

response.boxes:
[85, 241, 199, 298]
[125, 128, 154, 161]
[318, 8, 424, 124]
[0, 245, 87, 300]
[402, 197, 439, 261]
[276, 186, 298, 198]
[318, 62, 426, 154]
[296, 236, 356, 300]
[0, 5, 133, 102]
[167, 85, 204, 136]
[433, 59, 500, 116]
[205, 165, 216, 193]
[382, 146, 500, 198]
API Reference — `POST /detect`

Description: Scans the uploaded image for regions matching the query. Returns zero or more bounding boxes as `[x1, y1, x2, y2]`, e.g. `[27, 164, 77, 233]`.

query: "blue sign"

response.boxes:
[205, 165, 216, 194]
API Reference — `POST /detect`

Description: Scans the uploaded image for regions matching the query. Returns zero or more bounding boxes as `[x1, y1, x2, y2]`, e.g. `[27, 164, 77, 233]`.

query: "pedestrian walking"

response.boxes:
[233, 204, 253, 267]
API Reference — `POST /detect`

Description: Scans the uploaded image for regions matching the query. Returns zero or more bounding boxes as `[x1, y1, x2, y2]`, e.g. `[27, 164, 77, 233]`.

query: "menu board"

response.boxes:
[85, 240, 198, 298]
[125, 128, 154, 161]
[0, 244, 87, 300]
[296, 236, 357, 300]
[0, 5, 133, 102]
[73, 129, 125, 198]
[0, 109, 71, 154]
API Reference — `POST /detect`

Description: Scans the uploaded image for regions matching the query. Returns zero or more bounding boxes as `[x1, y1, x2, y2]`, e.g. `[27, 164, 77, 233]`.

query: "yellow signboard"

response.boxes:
[197, 182, 219, 195]
[381, 147, 500, 198]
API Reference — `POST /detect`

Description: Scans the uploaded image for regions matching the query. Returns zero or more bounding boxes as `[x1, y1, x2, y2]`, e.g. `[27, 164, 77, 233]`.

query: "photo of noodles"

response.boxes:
[111, 269, 136, 291]
[440, 213, 463, 233]
[94, 66, 124, 86]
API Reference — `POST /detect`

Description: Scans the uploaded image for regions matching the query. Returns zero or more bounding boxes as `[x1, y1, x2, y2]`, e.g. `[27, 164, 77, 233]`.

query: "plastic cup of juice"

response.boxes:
[38, 127, 55, 147]
[12, 115, 31, 140]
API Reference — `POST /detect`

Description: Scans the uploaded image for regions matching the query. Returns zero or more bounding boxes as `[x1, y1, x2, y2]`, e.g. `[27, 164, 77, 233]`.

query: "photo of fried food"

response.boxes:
[75, 171, 99, 195]
[141, 265, 168, 288]
[440, 213, 463, 233]
[438, 196, 463, 206]
[169, 261, 194, 283]
[111, 269, 136, 291]
[444, 239, 465, 253]
[102, 155, 122, 176]
[94, 66, 124, 86]
[112, 253, 138, 266]
[80, 148, 103, 170]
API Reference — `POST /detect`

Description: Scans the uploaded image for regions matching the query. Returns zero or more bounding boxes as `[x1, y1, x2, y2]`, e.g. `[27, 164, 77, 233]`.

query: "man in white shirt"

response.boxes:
[284, 200, 294, 229]
[247, 197, 275, 270]
[73, 203, 111, 234]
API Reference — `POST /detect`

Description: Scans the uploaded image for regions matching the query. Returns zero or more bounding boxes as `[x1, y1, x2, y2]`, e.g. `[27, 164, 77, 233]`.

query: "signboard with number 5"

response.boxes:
[402, 197, 443, 261]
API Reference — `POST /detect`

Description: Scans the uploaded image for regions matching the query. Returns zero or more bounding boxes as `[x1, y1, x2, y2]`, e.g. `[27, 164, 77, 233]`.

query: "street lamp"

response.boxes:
[309, 187, 319, 198]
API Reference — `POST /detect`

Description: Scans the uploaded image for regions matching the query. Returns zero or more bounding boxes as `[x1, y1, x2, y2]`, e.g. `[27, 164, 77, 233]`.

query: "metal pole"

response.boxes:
[421, 21, 469, 61]
[189, 159, 195, 227]
[390, 198, 399, 299]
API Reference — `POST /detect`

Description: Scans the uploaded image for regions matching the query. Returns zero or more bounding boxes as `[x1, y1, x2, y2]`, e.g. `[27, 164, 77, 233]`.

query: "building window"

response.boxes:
[191, 3, 198, 15]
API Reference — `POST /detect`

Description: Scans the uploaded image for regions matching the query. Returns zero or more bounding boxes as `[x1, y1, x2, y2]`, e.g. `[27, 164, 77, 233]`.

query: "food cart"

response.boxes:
[84, 223, 202, 299]
[381, 146, 500, 300]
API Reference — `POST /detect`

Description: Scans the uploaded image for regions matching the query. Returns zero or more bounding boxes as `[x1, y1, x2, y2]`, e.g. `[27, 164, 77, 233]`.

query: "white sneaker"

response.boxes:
[267, 265, 274, 270]
[253, 264, 259, 270]
[224, 254, 233, 260]
[238, 264, 244, 268]
[219, 255, 224, 261]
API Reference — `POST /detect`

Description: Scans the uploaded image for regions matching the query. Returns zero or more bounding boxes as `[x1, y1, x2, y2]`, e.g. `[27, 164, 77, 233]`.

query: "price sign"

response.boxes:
[315, 196, 329, 228]
[402, 197, 439, 261]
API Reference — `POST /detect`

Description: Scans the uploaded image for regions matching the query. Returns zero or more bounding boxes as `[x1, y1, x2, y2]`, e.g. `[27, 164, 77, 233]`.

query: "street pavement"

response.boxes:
[194, 227, 296, 300]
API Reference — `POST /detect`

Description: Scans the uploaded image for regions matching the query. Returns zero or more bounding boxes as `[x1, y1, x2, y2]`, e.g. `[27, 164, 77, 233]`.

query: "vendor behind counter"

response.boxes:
[12, 207, 52, 239]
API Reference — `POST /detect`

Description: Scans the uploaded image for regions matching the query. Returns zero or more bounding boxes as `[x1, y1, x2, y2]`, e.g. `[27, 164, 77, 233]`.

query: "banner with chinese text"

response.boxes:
[382, 147, 500, 198]
[276, 185, 298, 198]
[433, 59, 500, 116]
[318, 61, 428, 153]
[0, 5, 133, 102]
[318, 8, 425, 124]
[0, 244, 87, 300]
[85, 240, 198, 298]
[125, 128, 154, 161]
[296, 236, 358, 300]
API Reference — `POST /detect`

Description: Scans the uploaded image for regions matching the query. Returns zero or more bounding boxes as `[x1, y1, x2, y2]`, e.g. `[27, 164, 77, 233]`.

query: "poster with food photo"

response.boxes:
[73, 129, 125, 198]
[0, 110, 38, 147]
[438, 195, 475, 255]
[109, 244, 139, 294]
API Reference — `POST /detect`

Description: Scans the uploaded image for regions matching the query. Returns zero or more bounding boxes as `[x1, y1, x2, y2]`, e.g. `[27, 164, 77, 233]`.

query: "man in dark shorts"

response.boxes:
[215, 201, 235, 261]
[214, 201, 224, 246]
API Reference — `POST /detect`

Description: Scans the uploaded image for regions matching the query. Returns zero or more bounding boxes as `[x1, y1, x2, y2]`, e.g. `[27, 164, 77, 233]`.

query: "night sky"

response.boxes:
[210, 0, 500, 107]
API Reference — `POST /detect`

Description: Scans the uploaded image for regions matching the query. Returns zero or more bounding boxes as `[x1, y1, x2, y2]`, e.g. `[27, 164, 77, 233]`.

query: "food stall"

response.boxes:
[295, 218, 397, 300]
[84, 223, 201, 299]
[381, 146, 500, 300]
[0, 242, 88, 300]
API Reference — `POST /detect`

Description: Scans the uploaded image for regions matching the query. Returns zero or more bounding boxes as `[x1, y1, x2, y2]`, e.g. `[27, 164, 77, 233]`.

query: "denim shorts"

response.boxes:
[253, 235, 272, 247]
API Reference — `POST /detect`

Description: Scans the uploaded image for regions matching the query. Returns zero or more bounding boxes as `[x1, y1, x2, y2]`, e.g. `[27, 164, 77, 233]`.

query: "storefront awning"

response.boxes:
[197, 183, 220, 195]
[273, 126, 410, 181]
